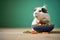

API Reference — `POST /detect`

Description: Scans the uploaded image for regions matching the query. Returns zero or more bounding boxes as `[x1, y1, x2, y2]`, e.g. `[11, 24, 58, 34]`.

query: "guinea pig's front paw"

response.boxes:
[38, 24, 42, 26]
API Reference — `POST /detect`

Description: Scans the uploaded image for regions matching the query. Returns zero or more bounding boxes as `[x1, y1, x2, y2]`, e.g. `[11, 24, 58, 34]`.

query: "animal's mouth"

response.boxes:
[35, 15, 38, 18]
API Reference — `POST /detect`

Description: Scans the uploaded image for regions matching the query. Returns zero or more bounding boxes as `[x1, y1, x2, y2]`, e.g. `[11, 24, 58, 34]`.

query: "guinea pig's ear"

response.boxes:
[42, 5, 46, 8]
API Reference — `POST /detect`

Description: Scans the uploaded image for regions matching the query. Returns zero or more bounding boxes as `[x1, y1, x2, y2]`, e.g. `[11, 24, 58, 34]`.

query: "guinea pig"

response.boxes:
[32, 6, 50, 26]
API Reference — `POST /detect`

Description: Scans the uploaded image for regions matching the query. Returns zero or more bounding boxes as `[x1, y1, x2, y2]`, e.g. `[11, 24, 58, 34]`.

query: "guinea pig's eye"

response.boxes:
[39, 10, 41, 12]
[34, 9, 36, 11]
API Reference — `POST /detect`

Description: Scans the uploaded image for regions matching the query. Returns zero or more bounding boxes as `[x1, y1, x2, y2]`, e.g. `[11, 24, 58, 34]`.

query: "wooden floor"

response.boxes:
[0, 28, 60, 40]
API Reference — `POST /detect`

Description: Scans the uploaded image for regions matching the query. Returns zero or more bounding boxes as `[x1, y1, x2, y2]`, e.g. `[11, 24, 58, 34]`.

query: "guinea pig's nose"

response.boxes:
[35, 13, 37, 14]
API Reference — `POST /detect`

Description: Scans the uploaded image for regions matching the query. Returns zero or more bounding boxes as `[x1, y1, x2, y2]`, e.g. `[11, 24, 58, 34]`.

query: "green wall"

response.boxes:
[0, 0, 60, 28]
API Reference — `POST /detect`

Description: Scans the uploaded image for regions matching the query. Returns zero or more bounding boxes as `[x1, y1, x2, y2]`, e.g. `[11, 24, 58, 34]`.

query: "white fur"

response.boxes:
[32, 6, 50, 25]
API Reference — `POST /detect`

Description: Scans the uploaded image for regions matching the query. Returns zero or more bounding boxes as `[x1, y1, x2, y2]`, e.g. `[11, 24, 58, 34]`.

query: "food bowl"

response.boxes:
[32, 24, 54, 33]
